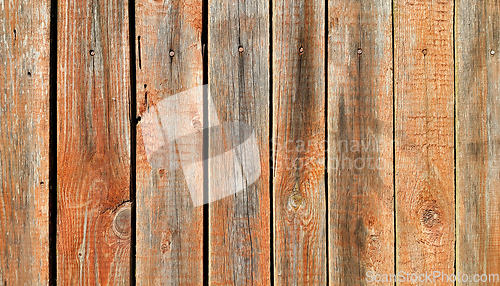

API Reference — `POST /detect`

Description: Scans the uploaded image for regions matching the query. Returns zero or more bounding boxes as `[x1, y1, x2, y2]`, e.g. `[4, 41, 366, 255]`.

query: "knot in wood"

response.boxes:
[289, 193, 303, 210]
[161, 241, 171, 253]
[191, 116, 202, 130]
[421, 207, 441, 228]
[112, 203, 132, 239]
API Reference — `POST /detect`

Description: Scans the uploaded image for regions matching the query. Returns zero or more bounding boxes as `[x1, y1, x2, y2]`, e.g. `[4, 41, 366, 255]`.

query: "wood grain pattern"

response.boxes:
[328, 0, 394, 284]
[456, 0, 500, 283]
[394, 0, 455, 283]
[0, 0, 51, 284]
[135, 0, 204, 284]
[208, 0, 270, 284]
[272, 0, 326, 283]
[57, 0, 131, 284]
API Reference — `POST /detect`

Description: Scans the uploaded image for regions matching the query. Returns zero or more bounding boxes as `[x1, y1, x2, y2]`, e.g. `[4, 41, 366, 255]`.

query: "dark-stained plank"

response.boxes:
[57, 0, 131, 283]
[456, 0, 500, 283]
[394, 0, 455, 282]
[328, 0, 394, 284]
[208, 0, 270, 284]
[272, 0, 326, 283]
[0, 0, 51, 284]
[135, 0, 204, 283]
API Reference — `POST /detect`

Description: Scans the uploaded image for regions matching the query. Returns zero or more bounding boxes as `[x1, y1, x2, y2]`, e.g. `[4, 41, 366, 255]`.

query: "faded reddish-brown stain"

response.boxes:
[395, 0, 455, 283]
[456, 0, 500, 281]
[3, 0, 500, 284]
[57, 0, 131, 283]
[136, 0, 204, 283]
[0, 0, 51, 284]
[208, 0, 271, 284]
[273, 0, 326, 282]
[328, 0, 394, 283]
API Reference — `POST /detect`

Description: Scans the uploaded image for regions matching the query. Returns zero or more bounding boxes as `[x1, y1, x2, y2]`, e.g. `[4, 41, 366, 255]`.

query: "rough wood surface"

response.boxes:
[456, 0, 500, 282]
[394, 0, 455, 283]
[272, 0, 326, 283]
[328, 0, 394, 284]
[208, 0, 270, 284]
[57, 0, 131, 284]
[0, 0, 51, 284]
[135, 0, 204, 284]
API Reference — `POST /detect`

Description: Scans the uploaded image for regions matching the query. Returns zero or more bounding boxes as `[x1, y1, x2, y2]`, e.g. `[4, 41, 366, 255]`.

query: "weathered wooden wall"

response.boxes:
[1, 0, 500, 285]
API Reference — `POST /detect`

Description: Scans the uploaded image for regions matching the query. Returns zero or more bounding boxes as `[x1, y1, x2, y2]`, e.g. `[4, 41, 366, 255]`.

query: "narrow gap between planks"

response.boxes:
[128, 0, 138, 283]
[202, 0, 210, 282]
[269, 0, 275, 283]
[49, 0, 59, 283]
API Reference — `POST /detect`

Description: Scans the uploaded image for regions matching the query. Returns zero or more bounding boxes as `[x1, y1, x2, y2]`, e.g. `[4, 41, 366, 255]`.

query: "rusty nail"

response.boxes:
[422, 49, 427, 55]
[89, 50, 95, 56]
[238, 46, 244, 53]
[169, 50, 175, 57]
[357, 48, 362, 55]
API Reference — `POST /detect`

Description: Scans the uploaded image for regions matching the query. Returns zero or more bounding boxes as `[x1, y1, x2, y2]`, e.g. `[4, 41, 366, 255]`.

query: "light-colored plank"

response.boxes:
[0, 0, 51, 284]
[328, 0, 394, 284]
[208, 0, 270, 284]
[456, 0, 500, 283]
[135, 0, 204, 283]
[272, 0, 326, 283]
[57, 0, 131, 283]
[394, 0, 455, 283]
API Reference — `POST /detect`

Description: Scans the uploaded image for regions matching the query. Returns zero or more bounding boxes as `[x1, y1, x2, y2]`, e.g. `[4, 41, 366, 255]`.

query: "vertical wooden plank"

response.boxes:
[208, 0, 270, 284]
[456, 0, 500, 283]
[394, 0, 455, 282]
[273, 0, 326, 283]
[57, 0, 131, 284]
[135, 0, 204, 283]
[0, 0, 50, 284]
[328, 0, 394, 284]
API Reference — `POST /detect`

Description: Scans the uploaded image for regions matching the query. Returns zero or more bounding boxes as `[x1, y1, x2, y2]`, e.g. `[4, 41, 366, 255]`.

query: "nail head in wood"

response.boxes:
[238, 46, 244, 53]
[169, 50, 175, 57]
[89, 50, 95, 56]
[422, 49, 427, 55]
[357, 48, 362, 55]
[299, 46, 304, 54]
[491, 49, 496, 55]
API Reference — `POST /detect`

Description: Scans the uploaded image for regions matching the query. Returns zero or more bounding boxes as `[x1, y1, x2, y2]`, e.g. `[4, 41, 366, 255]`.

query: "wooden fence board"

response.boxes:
[394, 0, 455, 282]
[456, 0, 500, 282]
[135, 0, 204, 284]
[208, 0, 271, 284]
[327, 0, 394, 284]
[0, 0, 51, 284]
[272, 0, 326, 283]
[57, 0, 131, 284]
